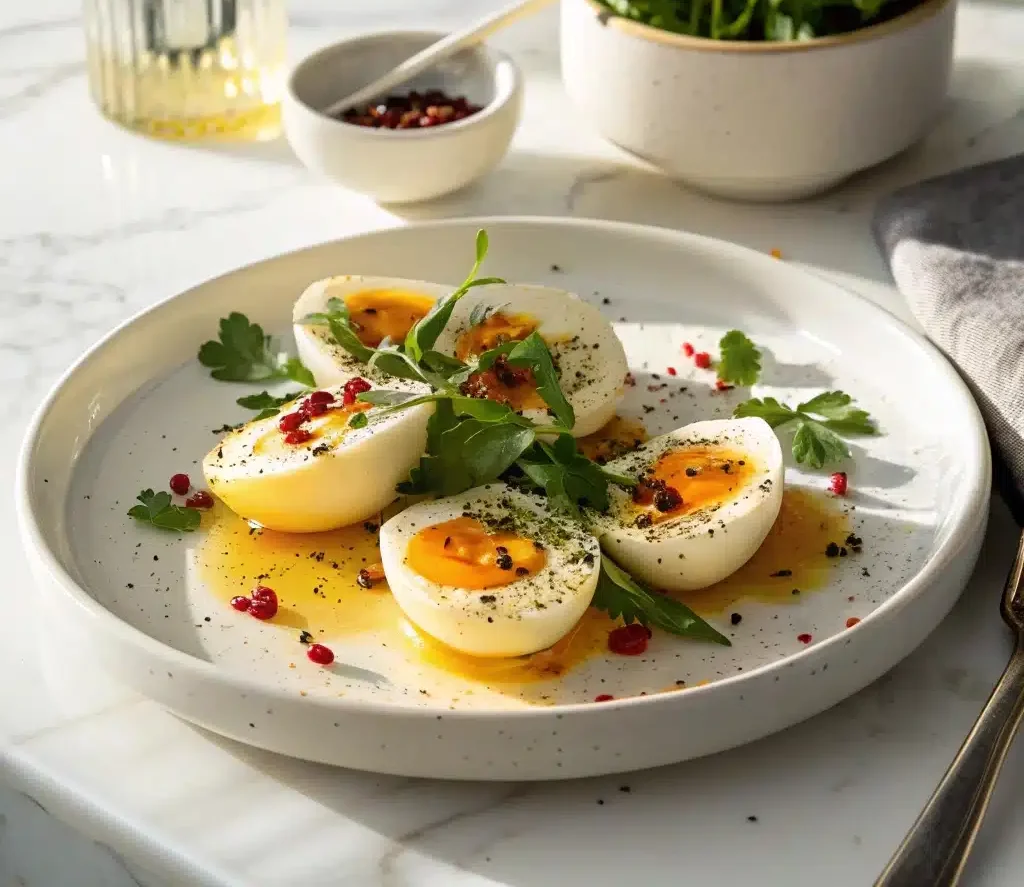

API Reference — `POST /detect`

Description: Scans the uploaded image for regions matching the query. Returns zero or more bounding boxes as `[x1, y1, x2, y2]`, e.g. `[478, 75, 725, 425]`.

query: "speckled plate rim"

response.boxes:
[16, 216, 991, 726]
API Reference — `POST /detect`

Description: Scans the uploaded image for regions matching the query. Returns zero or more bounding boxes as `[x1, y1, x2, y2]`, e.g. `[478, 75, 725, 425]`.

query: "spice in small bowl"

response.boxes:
[340, 90, 483, 130]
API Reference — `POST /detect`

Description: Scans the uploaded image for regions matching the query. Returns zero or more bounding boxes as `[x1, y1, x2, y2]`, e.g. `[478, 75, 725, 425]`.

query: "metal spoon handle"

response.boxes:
[874, 641, 1024, 887]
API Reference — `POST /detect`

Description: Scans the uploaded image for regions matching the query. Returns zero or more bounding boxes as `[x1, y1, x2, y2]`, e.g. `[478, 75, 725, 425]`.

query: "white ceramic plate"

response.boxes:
[18, 218, 990, 780]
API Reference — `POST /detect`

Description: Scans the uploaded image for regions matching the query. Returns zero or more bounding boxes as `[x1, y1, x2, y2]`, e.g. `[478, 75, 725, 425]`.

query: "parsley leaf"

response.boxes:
[507, 332, 575, 429]
[236, 390, 304, 414]
[592, 558, 730, 645]
[297, 297, 376, 364]
[198, 313, 315, 385]
[797, 391, 876, 435]
[734, 390, 878, 468]
[348, 412, 369, 429]
[404, 230, 505, 362]
[733, 396, 798, 428]
[127, 489, 202, 533]
[717, 330, 761, 386]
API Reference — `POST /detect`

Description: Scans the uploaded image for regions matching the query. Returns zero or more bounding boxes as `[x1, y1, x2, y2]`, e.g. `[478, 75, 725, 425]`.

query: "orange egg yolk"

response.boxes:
[455, 311, 539, 360]
[633, 446, 757, 523]
[344, 289, 435, 348]
[253, 400, 370, 453]
[406, 517, 547, 590]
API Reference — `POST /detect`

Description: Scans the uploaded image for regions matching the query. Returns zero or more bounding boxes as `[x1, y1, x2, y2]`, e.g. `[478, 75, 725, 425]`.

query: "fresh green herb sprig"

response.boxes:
[235, 389, 304, 421]
[597, 0, 904, 43]
[128, 489, 202, 532]
[717, 330, 761, 386]
[593, 558, 730, 645]
[198, 313, 315, 386]
[734, 390, 877, 468]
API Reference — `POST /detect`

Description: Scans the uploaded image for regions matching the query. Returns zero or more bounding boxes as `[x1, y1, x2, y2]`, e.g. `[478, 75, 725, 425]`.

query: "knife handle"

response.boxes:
[874, 642, 1024, 887]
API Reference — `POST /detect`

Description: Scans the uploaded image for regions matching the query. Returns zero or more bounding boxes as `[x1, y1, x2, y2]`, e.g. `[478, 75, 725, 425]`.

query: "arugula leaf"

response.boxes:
[717, 330, 761, 386]
[469, 302, 506, 327]
[507, 332, 575, 429]
[358, 389, 423, 407]
[198, 313, 315, 385]
[236, 390, 303, 411]
[421, 350, 469, 379]
[734, 390, 877, 469]
[592, 558, 730, 645]
[298, 297, 375, 364]
[516, 434, 617, 516]
[127, 489, 202, 533]
[404, 230, 505, 361]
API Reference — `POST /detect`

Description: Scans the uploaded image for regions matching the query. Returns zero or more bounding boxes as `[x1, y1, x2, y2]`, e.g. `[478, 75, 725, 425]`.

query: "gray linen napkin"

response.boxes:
[873, 154, 1024, 518]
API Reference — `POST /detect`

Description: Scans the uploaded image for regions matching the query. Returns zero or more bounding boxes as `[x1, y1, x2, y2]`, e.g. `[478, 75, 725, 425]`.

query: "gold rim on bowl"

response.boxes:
[580, 0, 953, 53]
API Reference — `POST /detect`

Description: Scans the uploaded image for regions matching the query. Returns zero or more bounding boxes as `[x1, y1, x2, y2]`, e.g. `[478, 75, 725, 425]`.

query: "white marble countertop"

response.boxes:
[4, 0, 1024, 884]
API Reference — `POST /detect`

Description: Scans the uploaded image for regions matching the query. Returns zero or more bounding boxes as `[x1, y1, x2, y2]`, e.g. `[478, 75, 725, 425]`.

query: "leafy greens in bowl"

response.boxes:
[596, 0, 926, 41]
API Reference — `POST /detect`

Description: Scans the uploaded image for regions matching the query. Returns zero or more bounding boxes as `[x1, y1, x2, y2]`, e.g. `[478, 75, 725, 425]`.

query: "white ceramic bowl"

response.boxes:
[283, 31, 523, 204]
[561, 0, 957, 201]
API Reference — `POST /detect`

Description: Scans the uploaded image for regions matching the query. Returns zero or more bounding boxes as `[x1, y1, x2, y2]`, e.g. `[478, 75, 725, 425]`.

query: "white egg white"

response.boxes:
[595, 418, 784, 591]
[432, 284, 628, 438]
[292, 275, 452, 390]
[380, 484, 602, 658]
[203, 385, 432, 533]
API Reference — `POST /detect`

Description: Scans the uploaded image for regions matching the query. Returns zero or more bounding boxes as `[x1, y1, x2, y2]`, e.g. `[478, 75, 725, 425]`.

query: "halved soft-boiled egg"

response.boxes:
[203, 384, 431, 533]
[292, 276, 453, 389]
[380, 484, 602, 658]
[595, 418, 784, 591]
[432, 284, 628, 437]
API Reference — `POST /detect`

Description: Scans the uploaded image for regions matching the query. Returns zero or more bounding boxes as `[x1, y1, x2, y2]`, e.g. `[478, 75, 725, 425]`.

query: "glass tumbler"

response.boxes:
[83, 0, 287, 141]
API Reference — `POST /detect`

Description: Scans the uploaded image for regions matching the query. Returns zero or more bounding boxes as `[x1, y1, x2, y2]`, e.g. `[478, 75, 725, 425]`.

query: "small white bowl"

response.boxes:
[561, 0, 957, 202]
[283, 31, 523, 204]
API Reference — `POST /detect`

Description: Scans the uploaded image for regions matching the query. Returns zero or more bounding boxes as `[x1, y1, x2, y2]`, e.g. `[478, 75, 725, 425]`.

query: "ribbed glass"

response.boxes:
[83, 0, 286, 141]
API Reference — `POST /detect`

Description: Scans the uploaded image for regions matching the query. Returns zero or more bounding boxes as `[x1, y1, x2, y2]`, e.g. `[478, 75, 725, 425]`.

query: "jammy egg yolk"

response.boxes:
[344, 289, 436, 348]
[456, 312, 547, 411]
[252, 400, 370, 453]
[455, 311, 539, 360]
[633, 446, 757, 522]
[406, 517, 547, 590]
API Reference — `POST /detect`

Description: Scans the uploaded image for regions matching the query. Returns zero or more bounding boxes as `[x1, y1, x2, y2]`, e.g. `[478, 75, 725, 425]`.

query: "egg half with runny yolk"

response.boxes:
[202, 385, 431, 533]
[432, 284, 628, 438]
[594, 418, 784, 592]
[379, 484, 602, 658]
[292, 276, 453, 390]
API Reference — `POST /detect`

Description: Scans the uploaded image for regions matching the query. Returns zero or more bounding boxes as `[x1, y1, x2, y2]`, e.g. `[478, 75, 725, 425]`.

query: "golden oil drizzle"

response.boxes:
[681, 488, 851, 614]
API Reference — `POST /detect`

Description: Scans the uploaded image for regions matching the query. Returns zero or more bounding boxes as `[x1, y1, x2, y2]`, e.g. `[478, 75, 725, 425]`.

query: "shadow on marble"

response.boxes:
[175, 136, 305, 170]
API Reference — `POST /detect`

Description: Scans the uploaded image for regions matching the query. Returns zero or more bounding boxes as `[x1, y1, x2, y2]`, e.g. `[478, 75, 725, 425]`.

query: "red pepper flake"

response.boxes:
[307, 643, 335, 666]
[770, 248, 783, 259]
[340, 90, 482, 129]
[248, 585, 279, 620]
[666, 366, 677, 376]
[715, 379, 734, 392]
[829, 472, 848, 496]
[797, 633, 812, 644]
[169, 473, 190, 495]
[343, 376, 372, 405]
[594, 694, 615, 702]
[185, 490, 214, 509]
[845, 617, 861, 629]
[284, 428, 313, 445]
[278, 412, 305, 433]
[694, 352, 712, 369]
[682, 342, 695, 357]
[607, 623, 651, 656]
